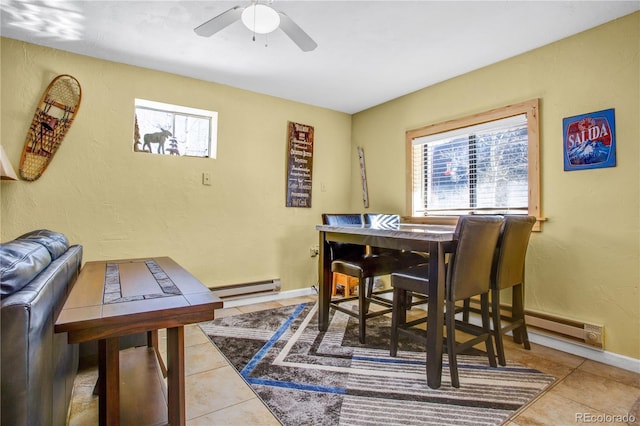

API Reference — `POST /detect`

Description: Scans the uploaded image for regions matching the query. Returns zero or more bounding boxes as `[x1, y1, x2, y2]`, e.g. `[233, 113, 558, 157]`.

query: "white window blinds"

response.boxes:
[411, 114, 528, 216]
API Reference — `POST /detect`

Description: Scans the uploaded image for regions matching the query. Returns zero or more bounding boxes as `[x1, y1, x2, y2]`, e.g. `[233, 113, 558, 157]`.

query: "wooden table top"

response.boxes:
[316, 223, 456, 242]
[55, 257, 223, 343]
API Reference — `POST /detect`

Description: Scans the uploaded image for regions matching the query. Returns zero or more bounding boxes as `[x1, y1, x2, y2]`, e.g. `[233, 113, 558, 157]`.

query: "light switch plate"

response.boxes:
[202, 172, 211, 186]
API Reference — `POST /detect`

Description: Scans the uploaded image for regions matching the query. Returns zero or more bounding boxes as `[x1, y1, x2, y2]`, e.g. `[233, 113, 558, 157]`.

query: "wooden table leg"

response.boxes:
[148, 329, 168, 378]
[425, 241, 445, 389]
[98, 337, 120, 426]
[167, 326, 186, 426]
[318, 231, 332, 332]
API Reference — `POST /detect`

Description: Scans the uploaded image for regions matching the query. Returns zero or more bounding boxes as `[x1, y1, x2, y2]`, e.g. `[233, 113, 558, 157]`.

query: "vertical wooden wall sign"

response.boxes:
[358, 146, 369, 208]
[285, 121, 314, 207]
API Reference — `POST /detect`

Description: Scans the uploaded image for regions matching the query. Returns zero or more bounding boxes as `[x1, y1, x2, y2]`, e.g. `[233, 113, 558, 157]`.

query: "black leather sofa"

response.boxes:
[1, 230, 82, 426]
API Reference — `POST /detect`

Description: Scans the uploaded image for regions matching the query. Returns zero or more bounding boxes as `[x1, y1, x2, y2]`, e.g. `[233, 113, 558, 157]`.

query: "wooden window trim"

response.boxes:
[405, 99, 544, 231]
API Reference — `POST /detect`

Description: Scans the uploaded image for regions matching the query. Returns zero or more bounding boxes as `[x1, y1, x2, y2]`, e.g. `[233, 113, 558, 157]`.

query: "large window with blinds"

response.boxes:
[406, 99, 541, 229]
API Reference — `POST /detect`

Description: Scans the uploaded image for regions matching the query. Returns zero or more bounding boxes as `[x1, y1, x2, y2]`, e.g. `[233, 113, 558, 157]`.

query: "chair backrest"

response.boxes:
[493, 215, 536, 290]
[363, 214, 402, 255]
[363, 214, 400, 229]
[447, 215, 504, 302]
[322, 214, 363, 226]
[321, 214, 365, 260]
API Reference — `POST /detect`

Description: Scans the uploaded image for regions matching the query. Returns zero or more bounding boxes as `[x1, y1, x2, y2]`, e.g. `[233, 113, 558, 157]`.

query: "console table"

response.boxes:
[55, 257, 223, 425]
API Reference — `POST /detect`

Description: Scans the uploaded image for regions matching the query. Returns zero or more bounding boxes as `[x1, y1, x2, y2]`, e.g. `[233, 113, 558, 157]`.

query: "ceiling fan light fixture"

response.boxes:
[241, 4, 280, 34]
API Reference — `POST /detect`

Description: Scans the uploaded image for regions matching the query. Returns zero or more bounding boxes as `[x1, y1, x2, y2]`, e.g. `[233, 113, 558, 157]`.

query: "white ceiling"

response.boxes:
[1, 1, 638, 114]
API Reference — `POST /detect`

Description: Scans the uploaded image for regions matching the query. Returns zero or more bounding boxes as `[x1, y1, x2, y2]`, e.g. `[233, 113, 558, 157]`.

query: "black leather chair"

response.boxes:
[322, 213, 425, 343]
[321, 213, 365, 264]
[389, 215, 503, 387]
[490, 215, 536, 366]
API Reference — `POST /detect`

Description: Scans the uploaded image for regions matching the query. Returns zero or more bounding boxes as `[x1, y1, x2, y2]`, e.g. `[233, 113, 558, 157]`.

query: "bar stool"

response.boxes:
[490, 215, 536, 366]
[322, 213, 425, 343]
[390, 215, 503, 387]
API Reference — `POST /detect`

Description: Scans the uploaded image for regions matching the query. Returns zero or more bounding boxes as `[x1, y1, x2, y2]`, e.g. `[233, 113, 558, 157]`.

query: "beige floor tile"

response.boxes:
[187, 397, 280, 426]
[277, 296, 317, 307]
[67, 368, 99, 426]
[552, 369, 640, 417]
[185, 365, 257, 420]
[500, 341, 581, 379]
[513, 391, 613, 425]
[525, 342, 586, 369]
[155, 324, 208, 347]
[236, 301, 283, 314]
[213, 306, 243, 319]
[630, 398, 640, 426]
[67, 401, 99, 426]
[156, 325, 211, 362]
[185, 341, 229, 376]
[71, 366, 99, 388]
[185, 324, 211, 346]
[578, 359, 640, 389]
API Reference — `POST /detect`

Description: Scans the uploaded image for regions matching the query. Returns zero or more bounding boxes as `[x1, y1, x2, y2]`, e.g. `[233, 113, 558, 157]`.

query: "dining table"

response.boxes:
[316, 221, 456, 389]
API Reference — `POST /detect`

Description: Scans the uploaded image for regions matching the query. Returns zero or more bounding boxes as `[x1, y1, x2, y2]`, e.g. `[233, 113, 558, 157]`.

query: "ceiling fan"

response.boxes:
[194, 1, 317, 52]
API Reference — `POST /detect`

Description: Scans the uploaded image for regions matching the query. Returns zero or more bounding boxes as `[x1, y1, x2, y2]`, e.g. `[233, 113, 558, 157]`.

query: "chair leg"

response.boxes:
[405, 291, 413, 310]
[365, 277, 375, 311]
[462, 298, 471, 322]
[512, 284, 531, 350]
[491, 288, 507, 366]
[446, 300, 460, 388]
[390, 287, 406, 357]
[358, 277, 367, 344]
[481, 293, 497, 368]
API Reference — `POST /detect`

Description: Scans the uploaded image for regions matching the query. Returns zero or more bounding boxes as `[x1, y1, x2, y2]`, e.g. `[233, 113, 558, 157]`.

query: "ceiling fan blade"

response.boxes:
[278, 12, 317, 52]
[194, 6, 244, 37]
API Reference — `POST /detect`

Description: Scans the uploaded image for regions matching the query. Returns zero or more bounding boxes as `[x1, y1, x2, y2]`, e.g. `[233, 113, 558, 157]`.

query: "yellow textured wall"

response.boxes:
[2, 13, 639, 361]
[0, 38, 352, 291]
[351, 13, 640, 358]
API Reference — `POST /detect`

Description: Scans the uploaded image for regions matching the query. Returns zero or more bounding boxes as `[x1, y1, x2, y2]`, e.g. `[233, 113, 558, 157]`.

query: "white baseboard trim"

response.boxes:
[463, 312, 640, 374]
[218, 286, 317, 308]
[219, 288, 640, 374]
[527, 330, 640, 374]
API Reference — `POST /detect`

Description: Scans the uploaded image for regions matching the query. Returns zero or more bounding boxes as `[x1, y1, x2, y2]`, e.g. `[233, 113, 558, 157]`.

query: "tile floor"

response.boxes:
[67, 295, 640, 425]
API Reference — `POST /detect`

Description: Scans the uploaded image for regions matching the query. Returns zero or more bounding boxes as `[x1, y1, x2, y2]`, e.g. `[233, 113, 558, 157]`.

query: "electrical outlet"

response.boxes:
[309, 246, 319, 257]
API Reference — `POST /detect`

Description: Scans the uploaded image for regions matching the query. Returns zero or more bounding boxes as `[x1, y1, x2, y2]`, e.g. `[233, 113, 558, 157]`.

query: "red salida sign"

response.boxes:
[563, 109, 616, 170]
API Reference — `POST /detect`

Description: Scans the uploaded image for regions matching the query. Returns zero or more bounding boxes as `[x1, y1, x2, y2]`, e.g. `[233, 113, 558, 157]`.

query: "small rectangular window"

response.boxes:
[133, 99, 217, 158]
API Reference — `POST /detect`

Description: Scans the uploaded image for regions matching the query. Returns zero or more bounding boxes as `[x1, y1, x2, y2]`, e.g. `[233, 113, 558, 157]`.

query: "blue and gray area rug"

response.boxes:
[200, 303, 555, 426]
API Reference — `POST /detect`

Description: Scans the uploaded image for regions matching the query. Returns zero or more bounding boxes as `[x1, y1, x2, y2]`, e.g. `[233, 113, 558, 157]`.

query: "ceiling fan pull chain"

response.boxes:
[252, 2, 257, 41]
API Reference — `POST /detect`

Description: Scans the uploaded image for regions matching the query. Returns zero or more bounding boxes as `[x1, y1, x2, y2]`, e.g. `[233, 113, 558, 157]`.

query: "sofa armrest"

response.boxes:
[1, 245, 82, 426]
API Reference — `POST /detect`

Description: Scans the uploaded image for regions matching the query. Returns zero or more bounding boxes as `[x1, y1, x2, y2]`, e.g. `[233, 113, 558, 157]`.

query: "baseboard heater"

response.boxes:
[466, 299, 604, 349]
[211, 278, 281, 299]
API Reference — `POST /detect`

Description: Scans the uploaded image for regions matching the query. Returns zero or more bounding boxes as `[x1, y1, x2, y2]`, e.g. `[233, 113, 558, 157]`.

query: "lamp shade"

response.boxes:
[241, 4, 280, 34]
[0, 145, 18, 181]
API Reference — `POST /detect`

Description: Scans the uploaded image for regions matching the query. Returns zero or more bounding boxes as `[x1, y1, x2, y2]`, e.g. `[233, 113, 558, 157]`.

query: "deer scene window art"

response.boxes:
[133, 98, 218, 158]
